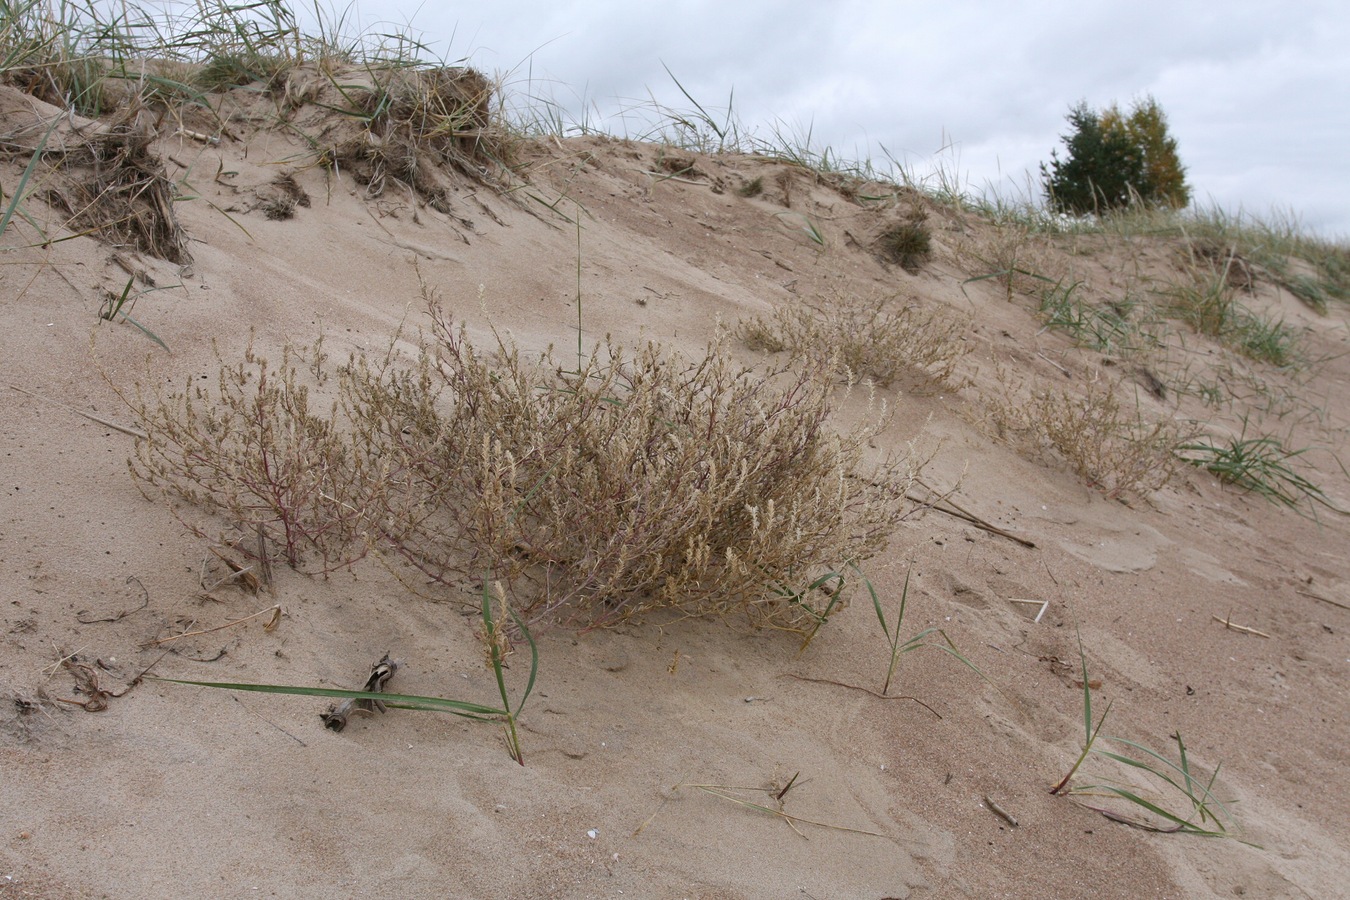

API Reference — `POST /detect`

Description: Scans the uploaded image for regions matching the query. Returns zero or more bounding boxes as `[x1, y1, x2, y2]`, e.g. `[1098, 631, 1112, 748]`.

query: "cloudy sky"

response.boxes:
[331, 2, 1348, 237]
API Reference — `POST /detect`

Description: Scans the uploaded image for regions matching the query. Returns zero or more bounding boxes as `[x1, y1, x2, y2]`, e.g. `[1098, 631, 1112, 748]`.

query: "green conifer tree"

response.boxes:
[1042, 96, 1189, 215]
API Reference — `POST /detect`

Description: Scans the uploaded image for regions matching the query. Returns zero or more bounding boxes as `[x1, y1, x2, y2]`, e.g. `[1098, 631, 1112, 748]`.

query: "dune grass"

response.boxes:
[867, 567, 993, 699]
[1051, 632, 1245, 840]
[1177, 419, 1340, 513]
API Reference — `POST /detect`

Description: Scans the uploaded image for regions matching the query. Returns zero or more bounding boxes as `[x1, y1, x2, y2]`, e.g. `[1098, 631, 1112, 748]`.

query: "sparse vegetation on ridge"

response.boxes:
[5, 1, 1347, 847]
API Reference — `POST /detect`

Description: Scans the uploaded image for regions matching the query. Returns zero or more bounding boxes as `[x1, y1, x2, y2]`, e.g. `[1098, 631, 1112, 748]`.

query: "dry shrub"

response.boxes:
[982, 376, 1183, 498]
[738, 290, 969, 392]
[126, 338, 377, 573]
[124, 305, 916, 633]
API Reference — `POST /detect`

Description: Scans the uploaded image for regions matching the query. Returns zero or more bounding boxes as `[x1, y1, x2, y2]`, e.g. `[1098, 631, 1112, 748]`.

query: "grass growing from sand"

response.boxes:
[155, 582, 539, 764]
[1051, 633, 1244, 839]
[868, 567, 990, 698]
[1177, 420, 1339, 513]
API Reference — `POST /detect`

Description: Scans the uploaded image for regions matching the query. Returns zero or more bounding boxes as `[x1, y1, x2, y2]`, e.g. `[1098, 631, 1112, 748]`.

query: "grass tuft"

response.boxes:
[1177, 421, 1339, 512]
[877, 211, 932, 273]
[1038, 281, 1151, 354]
[1051, 632, 1246, 840]
[152, 581, 539, 764]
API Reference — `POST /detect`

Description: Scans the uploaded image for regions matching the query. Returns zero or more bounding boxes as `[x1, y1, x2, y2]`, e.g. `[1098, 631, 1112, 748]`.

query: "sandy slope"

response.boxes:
[2, 82, 1348, 899]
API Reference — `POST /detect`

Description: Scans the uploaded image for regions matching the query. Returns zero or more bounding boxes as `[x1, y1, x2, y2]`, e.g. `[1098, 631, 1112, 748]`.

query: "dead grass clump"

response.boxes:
[124, 305, 916, 633]
[876, 210, 932, 273]
[982, 377, 1184, 498]
[282, 64, 501, 208]
[737, 290, 969, 392]
[38, 105, 191, 263]
[257, 172, 310, 219]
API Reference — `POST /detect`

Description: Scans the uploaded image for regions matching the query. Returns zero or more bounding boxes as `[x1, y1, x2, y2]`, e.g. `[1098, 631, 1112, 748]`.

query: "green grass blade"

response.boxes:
[149, 676, 506, 720]
[508, 603, 539, 718]
[878, 568, 908, 694]
[1094, 738, 1238, 821]
[0, 113, 59, 240]
[661, 61, 727, 144]
[1077, 631, 1093, 743]
[115, 312, 171, 352]
[1077, 783, 1229, 836]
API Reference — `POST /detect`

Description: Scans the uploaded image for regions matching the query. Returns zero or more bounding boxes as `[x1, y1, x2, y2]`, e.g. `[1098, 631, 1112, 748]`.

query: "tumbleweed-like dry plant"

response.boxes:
[737, 289, 969, 392]
[980, 375, 1185, 499]
[125, 300, 917, 633]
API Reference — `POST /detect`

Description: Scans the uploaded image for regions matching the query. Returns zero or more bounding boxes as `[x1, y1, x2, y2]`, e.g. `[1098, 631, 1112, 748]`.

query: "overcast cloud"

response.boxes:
[335, 1, 1348, 237]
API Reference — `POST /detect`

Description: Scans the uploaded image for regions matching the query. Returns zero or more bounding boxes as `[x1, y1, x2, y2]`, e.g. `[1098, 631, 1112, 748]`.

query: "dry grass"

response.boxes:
[981, 375, 1185, 498]
[1, 95, 191, 261]
[737, 290, 969, 392]
[281, 63, 506, 208]
[0, 0, 506, 260]
[123, 295, 917, 633]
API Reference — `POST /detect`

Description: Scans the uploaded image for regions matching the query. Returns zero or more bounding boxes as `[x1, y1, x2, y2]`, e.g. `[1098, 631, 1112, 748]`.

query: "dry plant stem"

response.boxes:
[983, 796, 1019, 827]
[321, 653, 398, 732]
[52, 651, 168, 712]
[204, 545, 261, 593]
[781, 673, 940, 719]
[8, 384, 147, 438]
[688, 784, 886, 839]
[1296, 589, 1350, 612]
[632, 769, 695, 837]
[908, 478, 1036, 548]
[76, 575, 150, 623]
[1008, 598, 1050, 623]
[145, 604, 280, 647]
[1211, 614, 1270, 638]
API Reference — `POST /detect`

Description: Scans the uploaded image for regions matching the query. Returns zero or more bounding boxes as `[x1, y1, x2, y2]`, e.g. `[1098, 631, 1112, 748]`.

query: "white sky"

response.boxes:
[327, 1, 1349, 238]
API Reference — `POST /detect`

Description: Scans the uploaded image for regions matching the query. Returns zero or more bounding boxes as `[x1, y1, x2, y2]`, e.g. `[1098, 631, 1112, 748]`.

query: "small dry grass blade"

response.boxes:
[686, 783, 886, 839]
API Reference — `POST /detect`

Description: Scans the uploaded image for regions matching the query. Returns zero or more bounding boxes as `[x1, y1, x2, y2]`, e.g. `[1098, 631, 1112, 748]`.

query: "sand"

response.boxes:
[2, 80, 1348, 899]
